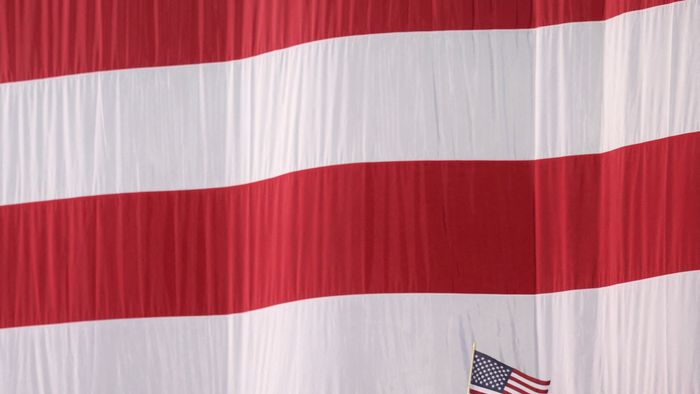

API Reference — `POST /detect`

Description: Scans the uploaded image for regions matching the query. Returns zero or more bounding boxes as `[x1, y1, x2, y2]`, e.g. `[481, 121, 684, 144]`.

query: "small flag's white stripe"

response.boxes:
[470, 386, 502, 394]
[1, 0, 697, 206]
[510, 371, 550, 390]
[508, 378, 547, 394]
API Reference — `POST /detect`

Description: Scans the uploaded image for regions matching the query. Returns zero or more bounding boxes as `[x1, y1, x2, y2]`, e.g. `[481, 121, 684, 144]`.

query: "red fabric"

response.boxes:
[0, 0, 678, 83]
[509, 375, 549, 392]
[512, 370, 551, 387]
[1, 132, 699, 328]
[505, 383, 529, 394]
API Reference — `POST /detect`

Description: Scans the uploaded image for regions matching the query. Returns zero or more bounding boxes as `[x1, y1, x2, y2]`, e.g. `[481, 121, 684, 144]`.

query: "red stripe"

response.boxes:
[509, 375, 548, 393]
[512, 370, 551, 387]
[0, 0, 678, 83]
[505, 383, 529, 394]
[1, 132, 699, 328]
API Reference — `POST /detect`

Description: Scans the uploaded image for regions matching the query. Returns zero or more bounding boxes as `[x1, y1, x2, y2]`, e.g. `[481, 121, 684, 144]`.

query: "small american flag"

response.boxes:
[468, 350, 550, 394]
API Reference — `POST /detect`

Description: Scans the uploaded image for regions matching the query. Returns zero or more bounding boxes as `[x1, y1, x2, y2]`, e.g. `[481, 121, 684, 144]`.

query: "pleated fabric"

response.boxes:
[1, 0, 698, 392]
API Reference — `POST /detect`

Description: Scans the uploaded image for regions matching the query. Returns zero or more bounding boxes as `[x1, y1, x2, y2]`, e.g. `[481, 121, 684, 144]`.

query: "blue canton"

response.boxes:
[470, 351, 513, 392]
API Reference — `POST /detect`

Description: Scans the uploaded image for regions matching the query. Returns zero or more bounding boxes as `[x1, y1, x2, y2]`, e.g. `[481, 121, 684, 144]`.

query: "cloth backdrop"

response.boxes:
[1, 0, 699, 392]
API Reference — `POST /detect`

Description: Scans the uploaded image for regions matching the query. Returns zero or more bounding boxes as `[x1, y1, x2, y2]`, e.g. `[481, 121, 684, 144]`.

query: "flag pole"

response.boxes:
[467, 342, 476, 391]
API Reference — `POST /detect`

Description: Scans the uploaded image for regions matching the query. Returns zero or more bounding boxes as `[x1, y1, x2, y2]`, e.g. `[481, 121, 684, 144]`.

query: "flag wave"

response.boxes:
[1, 0, 699, 392]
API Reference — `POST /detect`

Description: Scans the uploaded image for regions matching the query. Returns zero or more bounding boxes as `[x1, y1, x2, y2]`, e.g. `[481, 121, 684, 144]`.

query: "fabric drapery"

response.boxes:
[1, 0, 698, 392]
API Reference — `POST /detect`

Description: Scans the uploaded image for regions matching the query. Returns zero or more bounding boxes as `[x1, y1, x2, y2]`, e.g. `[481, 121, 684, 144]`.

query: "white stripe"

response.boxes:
[0, 271, 698, 393]
[1, 1, 697, 205]
[470, 386, 502, 394]
[508, 377, 545, 394]
[510, 371, 550, 390]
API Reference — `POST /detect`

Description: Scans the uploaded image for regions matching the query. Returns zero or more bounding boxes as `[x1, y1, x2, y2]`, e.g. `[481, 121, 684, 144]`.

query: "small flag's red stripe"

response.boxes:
[512, 370, 551, 387]
[509, 375, 549, 393]
[470, 388, 498, 394]
[505, 383, 530, 394]
[0, 0, 680, 82]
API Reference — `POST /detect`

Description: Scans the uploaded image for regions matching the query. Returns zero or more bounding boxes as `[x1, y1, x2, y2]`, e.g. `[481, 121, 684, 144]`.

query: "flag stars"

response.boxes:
[470, 352, 512, 391]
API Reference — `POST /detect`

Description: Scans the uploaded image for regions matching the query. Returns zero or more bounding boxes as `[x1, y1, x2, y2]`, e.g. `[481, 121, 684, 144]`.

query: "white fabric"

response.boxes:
[510, 373, 550, 391]
[1, 271, 698, 393]
[507, 379, 543, 394]
[1, 1, 697, 205]
[471, 387, 501, 394]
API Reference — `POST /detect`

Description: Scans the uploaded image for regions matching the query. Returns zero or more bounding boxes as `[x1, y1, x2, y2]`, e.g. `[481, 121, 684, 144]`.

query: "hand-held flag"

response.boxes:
[468, 349, 550, 394]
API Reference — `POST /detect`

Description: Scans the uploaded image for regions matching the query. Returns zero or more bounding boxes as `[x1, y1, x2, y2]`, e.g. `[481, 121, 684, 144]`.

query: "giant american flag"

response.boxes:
[0, 0, 699, 392]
